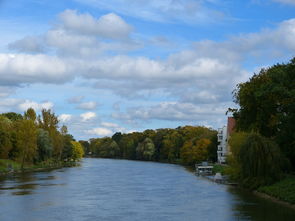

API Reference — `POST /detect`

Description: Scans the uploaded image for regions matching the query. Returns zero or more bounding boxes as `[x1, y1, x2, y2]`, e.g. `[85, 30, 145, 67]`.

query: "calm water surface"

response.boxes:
[0, 158, 295, 221]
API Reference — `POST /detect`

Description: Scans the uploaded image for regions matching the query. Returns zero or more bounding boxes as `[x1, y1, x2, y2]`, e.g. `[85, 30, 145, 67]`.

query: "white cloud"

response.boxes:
[18, 100, 54, 111]
[86, 127, 113, 136]
[77, 101, 97, 110]
[85, 121, 130, 137]
[0, 53, 71, 85]
[59, 10, 133, 39]
[59, 114, 72, 123]
[113, 102, 228, 123]
[75, 0, 226, 24]
[80, 111, 96, 121]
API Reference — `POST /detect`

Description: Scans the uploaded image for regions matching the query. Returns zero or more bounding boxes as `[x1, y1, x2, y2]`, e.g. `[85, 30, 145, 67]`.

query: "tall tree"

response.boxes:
[24, 108, 37, 122]
[0, 116, 13, 158]
[37, 128, 53, 161]
[231, 58, 295, 168]
[38, 109, 62, 158]
[16, 119, 37, 169]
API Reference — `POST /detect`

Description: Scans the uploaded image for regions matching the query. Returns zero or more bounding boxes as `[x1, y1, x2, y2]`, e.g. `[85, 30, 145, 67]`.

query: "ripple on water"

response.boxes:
[11, 190, 33, 195]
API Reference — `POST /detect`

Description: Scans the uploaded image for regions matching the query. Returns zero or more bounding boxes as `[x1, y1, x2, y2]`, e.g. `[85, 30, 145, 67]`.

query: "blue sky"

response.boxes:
[1, 0, 295, 140]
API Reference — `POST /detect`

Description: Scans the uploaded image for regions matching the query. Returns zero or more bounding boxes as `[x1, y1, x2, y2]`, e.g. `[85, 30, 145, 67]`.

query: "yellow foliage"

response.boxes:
[180, 138, 211, 165]
[71, 141, 84, 160]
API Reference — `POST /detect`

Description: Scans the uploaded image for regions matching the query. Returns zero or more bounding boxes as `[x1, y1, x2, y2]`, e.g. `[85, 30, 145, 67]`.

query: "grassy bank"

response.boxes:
[0, 158, 79, 176]
[0, 159, 21, 173]
[258, 176, 295, 205]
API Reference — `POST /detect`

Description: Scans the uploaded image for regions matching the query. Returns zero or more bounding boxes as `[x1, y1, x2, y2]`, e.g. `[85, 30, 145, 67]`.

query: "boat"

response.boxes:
[195, 162, 213, 175]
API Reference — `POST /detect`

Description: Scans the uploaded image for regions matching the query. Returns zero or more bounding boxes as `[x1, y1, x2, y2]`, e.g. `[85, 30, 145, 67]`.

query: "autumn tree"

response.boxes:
[71, 141, 84, 160]
[180, 138, 211, 165]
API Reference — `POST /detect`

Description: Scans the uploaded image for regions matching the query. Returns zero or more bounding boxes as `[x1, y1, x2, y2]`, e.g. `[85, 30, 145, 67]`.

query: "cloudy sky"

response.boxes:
[1, 0, 295, 139]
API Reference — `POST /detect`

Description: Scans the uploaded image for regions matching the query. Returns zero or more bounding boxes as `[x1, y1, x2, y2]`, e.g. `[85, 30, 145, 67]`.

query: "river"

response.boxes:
[0, 158, 294, 221]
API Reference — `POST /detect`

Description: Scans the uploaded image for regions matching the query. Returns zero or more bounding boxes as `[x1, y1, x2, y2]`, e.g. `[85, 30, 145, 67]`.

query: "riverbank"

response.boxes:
[200, 162, 295, 208]
[0, 159, 79, 176]
[257, 176, 295, 205]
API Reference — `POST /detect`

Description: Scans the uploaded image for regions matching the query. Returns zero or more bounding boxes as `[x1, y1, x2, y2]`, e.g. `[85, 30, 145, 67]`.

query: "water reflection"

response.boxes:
[12, 190, 33, 195]
[229, 186, 295, 220]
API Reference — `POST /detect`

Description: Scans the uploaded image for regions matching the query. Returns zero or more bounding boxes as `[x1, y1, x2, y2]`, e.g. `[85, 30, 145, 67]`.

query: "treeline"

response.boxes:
[228, 58, 295, 189]
[0, 108, 84, 169]
[81, 126, 217, 166]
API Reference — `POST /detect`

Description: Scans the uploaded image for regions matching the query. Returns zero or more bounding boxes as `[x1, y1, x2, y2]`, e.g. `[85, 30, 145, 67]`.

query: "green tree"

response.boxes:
[79, 140, 90, 154]
[36, 128, 53, 161]
[160, 131, 183, 162]
[24, 108, 37, 122]
[62, 134, 74, 159]
[227, 132, 250, 180]
[238, 133, 285, 188]
[1, 112, 23, 121]
[100, 139, 120, 158]
[118, 135, 136, 159]
[38, 109, 63, 158]
[136, 138, 155, 161]
[0, 116, 13, 158]
[231, 58, 295, 168]
[16, 119, 37, 168]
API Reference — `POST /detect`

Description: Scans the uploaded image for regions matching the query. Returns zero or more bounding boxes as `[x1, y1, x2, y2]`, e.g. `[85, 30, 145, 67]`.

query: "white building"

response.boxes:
[217, 126, 228, 164]
[217, 117, 236, 164]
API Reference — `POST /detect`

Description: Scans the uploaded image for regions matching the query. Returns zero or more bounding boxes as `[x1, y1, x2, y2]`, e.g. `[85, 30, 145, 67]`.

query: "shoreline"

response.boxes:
[253, 191, 295, 210]
[0, 161, 79, 177]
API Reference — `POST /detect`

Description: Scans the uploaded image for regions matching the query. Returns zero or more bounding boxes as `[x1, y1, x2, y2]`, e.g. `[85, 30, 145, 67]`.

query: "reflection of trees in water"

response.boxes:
[228, 187, 295, 221]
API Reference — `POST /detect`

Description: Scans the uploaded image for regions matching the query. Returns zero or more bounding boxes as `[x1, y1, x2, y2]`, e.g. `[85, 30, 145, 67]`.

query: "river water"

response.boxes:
[0, 158, 294, 221]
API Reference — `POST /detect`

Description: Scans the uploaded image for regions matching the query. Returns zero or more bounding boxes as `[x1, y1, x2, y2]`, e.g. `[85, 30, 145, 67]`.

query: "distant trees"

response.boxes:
[0, 108, 82, 169]
[86, 126, 217, 165]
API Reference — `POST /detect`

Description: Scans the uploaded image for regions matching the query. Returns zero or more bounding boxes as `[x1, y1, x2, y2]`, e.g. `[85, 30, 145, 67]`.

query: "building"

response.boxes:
[217, 117, 235, 164]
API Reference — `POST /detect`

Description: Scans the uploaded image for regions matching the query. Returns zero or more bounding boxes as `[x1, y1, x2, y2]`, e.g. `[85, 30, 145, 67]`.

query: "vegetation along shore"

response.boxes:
[0, 109, 84, 176]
